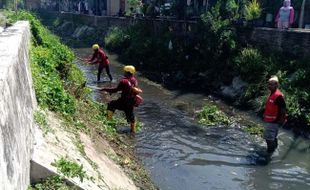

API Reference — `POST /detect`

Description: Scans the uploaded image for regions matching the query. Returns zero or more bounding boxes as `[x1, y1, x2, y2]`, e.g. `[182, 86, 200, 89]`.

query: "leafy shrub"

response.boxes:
[225, 0, 240, 20]
[127, 0, 142, 12]
[244, 0, 262, 21]
[31, 47, 76, 114]
[199, 0, 237, 72]
[285, 91, 302, 119]
[105, 27, 130, 52]
[233, 47, 266, 82]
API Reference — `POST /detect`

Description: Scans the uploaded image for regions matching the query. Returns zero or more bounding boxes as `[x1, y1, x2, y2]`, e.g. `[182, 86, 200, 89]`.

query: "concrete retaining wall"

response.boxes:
[0, 21, 36, 190]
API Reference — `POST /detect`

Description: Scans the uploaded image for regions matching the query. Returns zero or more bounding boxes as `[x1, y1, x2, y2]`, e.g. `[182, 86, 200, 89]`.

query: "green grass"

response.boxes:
[51, 157, 89, 182]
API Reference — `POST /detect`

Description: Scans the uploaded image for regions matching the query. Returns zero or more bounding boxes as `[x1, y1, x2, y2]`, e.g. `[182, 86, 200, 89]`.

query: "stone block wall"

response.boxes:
[0, 21, 36, 190]
[237, 27, 310, 57]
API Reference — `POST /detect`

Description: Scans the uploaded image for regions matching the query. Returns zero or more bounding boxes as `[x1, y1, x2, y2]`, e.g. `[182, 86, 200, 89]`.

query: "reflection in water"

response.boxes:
[75, 49, 310, 190]
[136, 102, 310, 190]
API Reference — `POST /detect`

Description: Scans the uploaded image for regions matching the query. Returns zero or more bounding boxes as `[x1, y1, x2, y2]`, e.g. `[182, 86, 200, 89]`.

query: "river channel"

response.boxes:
[75, 48, 310, 190]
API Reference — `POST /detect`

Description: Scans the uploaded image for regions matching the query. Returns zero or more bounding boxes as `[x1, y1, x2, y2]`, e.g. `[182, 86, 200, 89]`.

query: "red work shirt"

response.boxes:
[90, 48, 109, 66]
[105, 76, 138, 99]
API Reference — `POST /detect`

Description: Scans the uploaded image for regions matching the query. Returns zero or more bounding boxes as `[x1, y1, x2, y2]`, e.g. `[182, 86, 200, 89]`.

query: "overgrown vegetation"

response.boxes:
[104, 0, 310, 136]
[7, 11, 120, 133]
[7, 11, 156, 189]
[8, 11, 80, 115]
[197, 103, 264, 136]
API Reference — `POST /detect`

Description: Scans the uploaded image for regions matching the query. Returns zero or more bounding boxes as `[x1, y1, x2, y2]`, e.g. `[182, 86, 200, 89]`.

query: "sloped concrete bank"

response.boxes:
[0, 21, 139, 190]
[0, 21, 35, 190]
[31, 111, 137, 190]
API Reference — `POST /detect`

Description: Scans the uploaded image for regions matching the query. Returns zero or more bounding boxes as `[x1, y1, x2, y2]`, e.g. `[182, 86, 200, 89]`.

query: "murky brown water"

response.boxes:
[75, 48, 310, 190]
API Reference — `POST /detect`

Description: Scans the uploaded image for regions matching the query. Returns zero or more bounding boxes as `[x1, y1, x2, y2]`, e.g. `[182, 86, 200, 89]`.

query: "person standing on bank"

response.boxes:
[86, 44, 113, 82]
[275, 0, 294, 29]
[263, 76, 287, 154]
[100, 65, 142, 135]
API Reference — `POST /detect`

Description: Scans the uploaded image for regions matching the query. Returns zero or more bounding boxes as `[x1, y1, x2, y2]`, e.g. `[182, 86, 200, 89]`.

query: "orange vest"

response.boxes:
[263, 89, 284, 122]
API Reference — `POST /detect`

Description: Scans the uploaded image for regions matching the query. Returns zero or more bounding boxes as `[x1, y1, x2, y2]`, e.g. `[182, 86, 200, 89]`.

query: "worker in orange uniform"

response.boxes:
[86, 44, 113, 82]
[101, 65, 142, 136]
[263, 76, 287, 154]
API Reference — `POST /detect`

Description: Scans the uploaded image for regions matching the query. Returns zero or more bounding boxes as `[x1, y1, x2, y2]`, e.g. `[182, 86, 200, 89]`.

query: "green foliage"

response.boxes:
[225, 0, 240, 20]
[127, 0, 142, 9]
[105, 23, 162, 72]
[288, 68, 309, 88]
[90, 101, 121, 136]
[51, 157, 88, 182]
[7, 11, 86, 115]
[285, 92, 302, 118]
[244, 0, 262, 21]
[233, 47, 266, 82]
[28, 175, 75, 190]
[200, 0, 237, 57]
[105, 27, 130, 52]
[104, 1, 310, 131]
[66, 65, 90, 99]
[198, 105, 231, 126]
[242, 83, 266, 105]
[31, 47, 76, 114]
[72, 100, 124, 137]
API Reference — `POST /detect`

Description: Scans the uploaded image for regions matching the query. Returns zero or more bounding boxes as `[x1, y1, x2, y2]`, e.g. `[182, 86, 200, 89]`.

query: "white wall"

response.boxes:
[0, 21, 36, 190]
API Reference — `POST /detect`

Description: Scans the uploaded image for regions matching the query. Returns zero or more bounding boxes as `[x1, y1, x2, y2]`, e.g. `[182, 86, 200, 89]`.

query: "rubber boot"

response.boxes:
[107, 110, 113, 120]
[130, 121, 136, 136]
[108, 74, 113, 82]
[97, 72, 101, 82]
[266, 140, 276, 154]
